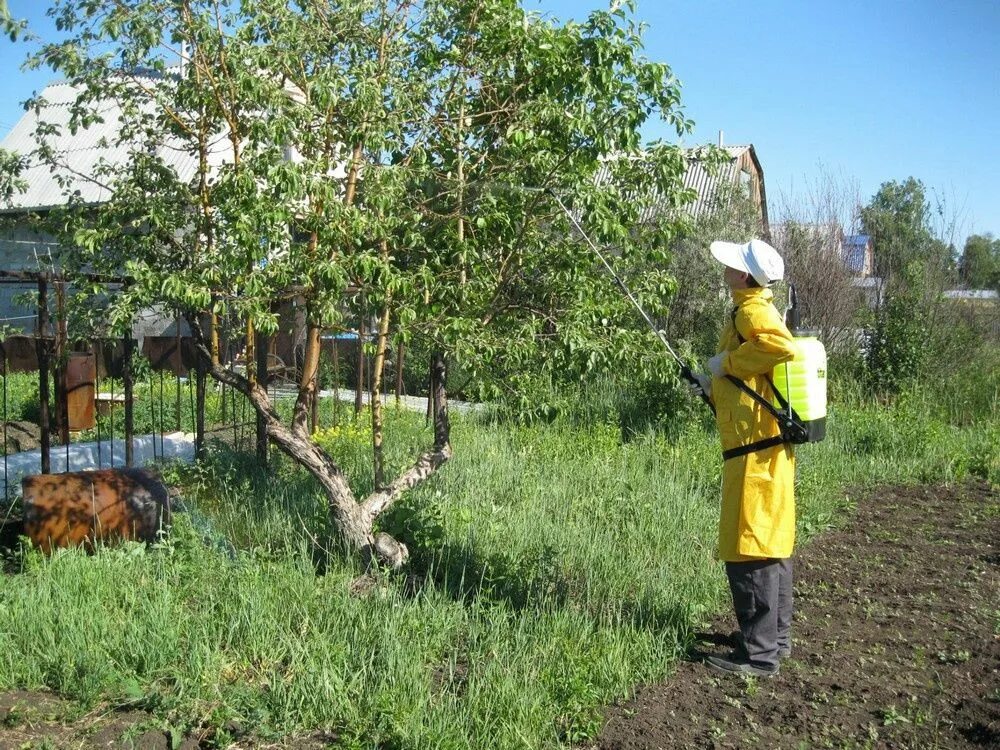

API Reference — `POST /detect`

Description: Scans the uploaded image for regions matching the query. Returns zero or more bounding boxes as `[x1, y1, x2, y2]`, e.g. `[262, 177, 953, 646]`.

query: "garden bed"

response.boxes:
[597, 480, 1000, 749]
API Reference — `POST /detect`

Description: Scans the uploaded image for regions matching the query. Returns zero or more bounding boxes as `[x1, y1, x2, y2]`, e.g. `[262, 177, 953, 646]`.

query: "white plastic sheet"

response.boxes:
[0, 432, 195, 499]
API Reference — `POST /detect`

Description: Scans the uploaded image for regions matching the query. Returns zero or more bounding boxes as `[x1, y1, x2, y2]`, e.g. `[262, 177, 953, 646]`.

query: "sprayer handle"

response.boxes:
[681, 364, 716, 415]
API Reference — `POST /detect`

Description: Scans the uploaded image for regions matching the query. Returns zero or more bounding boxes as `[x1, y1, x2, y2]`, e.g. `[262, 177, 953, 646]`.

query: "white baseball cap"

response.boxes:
[709, 238, 784, 286]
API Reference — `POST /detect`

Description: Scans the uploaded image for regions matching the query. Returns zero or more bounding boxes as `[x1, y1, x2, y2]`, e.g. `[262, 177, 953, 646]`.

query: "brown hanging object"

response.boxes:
[64, 352, 96, 431]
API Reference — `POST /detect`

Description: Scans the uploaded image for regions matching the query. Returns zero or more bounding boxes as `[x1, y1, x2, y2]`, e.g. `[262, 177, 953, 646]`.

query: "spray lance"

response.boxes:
[482, 182, 827, 450]
[544, 190, 715, 412]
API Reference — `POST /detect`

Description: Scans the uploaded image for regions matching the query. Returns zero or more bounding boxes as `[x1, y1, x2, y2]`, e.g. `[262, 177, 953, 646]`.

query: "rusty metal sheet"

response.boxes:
[1, 335, 39, 373]
[21, 468, 171, 552]
[65, 352, 96, 431]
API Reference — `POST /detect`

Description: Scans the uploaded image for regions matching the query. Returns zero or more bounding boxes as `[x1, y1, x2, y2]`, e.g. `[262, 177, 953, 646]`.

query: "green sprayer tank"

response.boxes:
[771, 330, 827, 442]
[772, 285, 827, 443]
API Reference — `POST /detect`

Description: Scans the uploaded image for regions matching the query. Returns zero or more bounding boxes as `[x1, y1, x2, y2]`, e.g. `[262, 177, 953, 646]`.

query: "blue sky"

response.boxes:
[3, 0, 998, 241]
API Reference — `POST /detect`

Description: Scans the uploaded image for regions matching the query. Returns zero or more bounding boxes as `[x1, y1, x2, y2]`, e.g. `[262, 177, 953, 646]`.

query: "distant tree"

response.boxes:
[770, 169, 866, 351]
[860, 177, 954, 294]
[859, 178, 964, 394]
[959, 234, 1000, 292]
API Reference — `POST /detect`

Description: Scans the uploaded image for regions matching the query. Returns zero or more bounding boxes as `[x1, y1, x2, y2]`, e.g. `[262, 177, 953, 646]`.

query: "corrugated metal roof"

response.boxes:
[594, 146, 750, 224]
[1, 78, 202, 213]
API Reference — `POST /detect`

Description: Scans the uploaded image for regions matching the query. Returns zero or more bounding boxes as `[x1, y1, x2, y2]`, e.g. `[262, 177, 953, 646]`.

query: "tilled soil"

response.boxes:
[597, 481, 1000, 750]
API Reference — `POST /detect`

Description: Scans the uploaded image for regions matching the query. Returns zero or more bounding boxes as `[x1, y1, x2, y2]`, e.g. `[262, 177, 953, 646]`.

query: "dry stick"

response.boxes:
[395, 340, 404, 404]
[355, 311, 366, 415]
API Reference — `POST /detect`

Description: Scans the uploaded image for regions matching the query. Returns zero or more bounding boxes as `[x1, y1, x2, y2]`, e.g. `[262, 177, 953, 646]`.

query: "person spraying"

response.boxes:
[692, 238, 798, 678]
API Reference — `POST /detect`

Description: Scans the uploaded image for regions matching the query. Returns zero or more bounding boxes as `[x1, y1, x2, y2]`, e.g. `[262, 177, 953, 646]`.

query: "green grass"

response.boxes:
[0, 385, 996, 748]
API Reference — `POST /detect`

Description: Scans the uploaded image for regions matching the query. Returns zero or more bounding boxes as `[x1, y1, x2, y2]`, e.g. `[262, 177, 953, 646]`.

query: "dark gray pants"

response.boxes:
[725, 558, 793, 669]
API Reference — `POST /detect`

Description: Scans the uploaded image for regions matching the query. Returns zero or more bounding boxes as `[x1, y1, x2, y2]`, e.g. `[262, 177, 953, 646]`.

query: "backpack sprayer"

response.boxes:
[542, 189, 827, 458]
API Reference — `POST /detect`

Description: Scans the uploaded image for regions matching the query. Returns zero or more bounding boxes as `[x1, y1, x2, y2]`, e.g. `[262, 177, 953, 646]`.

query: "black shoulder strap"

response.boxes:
[731, 307, 794, 415]
[723, 306, 805, 460]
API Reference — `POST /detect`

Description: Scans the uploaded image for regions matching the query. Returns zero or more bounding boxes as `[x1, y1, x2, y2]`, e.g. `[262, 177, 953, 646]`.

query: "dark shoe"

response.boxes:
[705, 654, 779, 678]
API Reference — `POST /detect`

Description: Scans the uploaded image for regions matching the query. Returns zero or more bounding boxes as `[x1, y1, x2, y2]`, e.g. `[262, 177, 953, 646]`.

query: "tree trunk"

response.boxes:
[429, 350, 450, 451]
[185, 314, 450, 571]
[370, 301, 391, 489]
[294, 317, 322, 436]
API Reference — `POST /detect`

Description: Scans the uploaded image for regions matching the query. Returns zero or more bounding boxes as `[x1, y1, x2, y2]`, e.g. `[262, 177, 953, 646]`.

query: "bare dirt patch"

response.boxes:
[0, 692, 184, 750]
[597, 481, 1000, 749]
[0, 690, 338, 749]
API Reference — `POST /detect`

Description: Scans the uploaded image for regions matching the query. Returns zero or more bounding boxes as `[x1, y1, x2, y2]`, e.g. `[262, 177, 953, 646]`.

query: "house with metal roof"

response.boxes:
[594, 142, 769, 233]
[842, 234, 873, 277]
[0, 74, 212, 334]
[681, 144, 768, 230]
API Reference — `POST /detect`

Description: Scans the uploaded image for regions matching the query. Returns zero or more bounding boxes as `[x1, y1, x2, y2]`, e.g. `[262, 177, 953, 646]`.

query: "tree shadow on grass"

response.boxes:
[403, 536, 697, 642]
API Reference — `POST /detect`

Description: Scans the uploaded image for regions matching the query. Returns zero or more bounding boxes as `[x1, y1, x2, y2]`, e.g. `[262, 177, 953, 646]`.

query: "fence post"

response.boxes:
[54, 279, 69, 446]
[354, 314, 365, 415]
[395, 340, 404, 404]
[36, 275, 50, 474]
[175, 309, 182, 431]
[123, 332, 134, 467]
[255, 324, 268, 466]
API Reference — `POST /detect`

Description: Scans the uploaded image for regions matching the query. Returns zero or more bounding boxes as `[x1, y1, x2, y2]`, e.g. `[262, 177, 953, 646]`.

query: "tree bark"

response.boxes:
[370, 300, 391, 489]
[429, 350, 450, 452]
[294, 318, 322, 437]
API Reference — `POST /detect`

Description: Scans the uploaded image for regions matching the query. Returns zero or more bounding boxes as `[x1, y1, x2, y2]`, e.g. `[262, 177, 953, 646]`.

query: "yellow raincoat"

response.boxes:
[711, 287, 798, 562]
